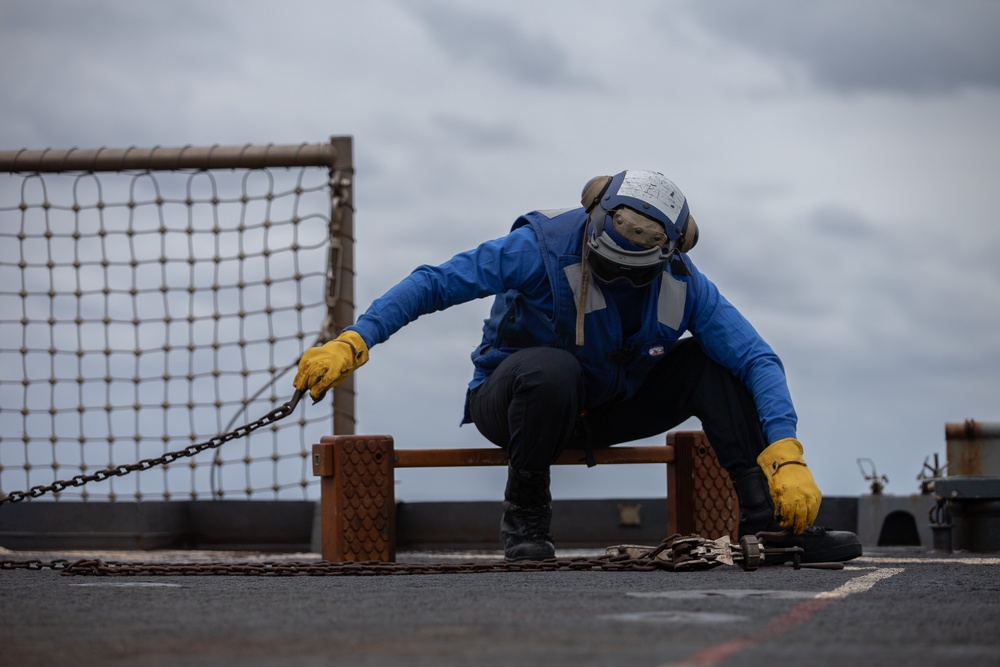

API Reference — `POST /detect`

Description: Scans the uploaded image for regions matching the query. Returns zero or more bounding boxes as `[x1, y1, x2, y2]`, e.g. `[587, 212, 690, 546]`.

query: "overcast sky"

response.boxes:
[2, 0, 998, 503]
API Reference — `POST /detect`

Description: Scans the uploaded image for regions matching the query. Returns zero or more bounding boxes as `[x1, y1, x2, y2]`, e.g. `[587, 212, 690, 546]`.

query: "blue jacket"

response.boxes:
[349, 207, 797, 443]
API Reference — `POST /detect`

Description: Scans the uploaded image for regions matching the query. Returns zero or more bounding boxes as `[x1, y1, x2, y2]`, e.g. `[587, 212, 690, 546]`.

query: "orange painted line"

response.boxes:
[667, 568, 905, 667]
[674, 598, 834, 667]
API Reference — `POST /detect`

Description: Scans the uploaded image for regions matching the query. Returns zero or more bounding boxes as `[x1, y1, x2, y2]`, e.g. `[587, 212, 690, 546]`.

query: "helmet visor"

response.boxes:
[585, 241, 665, 287]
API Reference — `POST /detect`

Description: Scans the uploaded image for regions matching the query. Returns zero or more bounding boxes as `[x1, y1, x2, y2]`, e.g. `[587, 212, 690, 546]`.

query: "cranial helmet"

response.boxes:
[580, 170, 698, 287]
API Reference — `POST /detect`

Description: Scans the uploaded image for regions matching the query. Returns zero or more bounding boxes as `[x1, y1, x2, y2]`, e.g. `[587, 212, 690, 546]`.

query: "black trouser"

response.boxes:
[467, 339, 769, 477]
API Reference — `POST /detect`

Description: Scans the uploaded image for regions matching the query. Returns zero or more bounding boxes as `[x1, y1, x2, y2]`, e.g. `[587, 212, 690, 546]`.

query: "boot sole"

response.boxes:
[504, 545, 556, 562]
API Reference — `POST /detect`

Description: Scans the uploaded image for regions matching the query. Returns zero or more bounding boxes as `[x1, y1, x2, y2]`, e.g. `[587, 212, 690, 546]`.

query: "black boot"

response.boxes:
[734, 467, 862, 564]
[501, 466, 556, 561]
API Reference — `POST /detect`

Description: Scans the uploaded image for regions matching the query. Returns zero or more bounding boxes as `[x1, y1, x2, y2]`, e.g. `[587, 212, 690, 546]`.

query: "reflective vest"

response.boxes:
[472, 208, 703, 408]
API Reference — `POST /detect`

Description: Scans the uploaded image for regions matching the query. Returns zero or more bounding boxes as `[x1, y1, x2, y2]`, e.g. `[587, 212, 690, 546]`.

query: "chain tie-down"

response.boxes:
[0, 533, 842, 576]
[0, 390, 306, 505]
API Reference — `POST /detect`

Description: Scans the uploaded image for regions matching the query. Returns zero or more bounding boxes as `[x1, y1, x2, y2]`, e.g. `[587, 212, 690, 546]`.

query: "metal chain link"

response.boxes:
[0, 557, 659, 577]
[0, 533, 832, 576]
[0, 390, 306, 505]
[0, 534, 706, 576]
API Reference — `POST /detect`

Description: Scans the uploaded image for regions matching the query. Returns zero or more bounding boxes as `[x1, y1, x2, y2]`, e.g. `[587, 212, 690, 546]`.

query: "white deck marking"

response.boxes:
[815, 567, 905, 599]
[858, 555, 1000, 565]
[658, 567, 907, 667]
[70, 582, 182, 588]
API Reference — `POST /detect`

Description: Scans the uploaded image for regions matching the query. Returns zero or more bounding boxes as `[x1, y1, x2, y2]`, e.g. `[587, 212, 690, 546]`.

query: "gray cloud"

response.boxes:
[1, 1, 997, 502]
[431, 114, 533, 150]
[0, 1, 238, 148]
[398, 0, 597, 88]
[809, 205, 881, 238]
[686, 0, 1000, 94]
[0, 1, 229, 74]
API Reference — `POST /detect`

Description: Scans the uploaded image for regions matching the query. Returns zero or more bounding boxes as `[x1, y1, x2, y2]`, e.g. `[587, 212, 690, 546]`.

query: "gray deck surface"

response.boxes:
[2, 546, 998, 667]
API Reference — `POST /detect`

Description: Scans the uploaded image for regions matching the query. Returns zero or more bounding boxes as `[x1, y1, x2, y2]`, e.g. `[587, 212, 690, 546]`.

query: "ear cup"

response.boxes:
[677, 214, 699, 253]
[580, 175, 612, 212]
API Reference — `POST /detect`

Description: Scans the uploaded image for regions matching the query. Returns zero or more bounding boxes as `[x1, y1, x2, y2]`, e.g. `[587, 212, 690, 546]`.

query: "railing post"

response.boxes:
[325, 136, 359, 437]
[312, 434, 395, 562]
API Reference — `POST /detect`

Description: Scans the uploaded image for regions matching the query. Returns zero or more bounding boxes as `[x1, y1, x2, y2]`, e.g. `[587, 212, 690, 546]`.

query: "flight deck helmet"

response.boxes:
[580, 170, 698, 287]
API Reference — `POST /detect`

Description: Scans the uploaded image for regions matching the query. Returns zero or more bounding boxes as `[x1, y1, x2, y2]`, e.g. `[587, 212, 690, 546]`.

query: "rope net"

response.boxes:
[0, 164, 339, 501]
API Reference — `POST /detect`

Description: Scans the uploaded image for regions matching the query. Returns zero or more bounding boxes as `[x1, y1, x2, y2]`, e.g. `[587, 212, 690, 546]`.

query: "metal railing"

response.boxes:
[0, 138, 356, 502]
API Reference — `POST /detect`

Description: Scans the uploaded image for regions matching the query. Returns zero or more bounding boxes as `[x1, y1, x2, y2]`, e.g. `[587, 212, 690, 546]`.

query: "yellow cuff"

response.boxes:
[756, 438, 805, 473]
[333, 330, 369, 366]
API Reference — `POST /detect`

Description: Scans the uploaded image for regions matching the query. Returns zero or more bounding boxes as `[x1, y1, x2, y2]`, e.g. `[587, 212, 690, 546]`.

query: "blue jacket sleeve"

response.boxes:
[685, 259, 798, 445]
[346, 226, 546, 348]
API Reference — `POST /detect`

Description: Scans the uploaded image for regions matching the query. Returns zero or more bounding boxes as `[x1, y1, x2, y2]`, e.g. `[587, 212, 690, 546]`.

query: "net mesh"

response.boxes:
[0, 165, 339, 501]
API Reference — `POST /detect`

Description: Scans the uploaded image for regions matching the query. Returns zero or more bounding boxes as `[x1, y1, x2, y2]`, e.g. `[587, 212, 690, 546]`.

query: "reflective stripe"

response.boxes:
[657, 272, 687, 329]
[537, 207, 575, 219]
[564, 263, 606, 314]
[565, 263, 685, 325]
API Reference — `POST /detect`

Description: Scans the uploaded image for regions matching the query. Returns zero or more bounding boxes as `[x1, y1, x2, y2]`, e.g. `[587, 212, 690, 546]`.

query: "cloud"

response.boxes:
[1, 1, 998, 503]
[398, 0, 598, 88]
[0, 0, 241, 148]
[686, 0, 1000, 94]
[809, 205, 880, 238]
[430, 114, 533, 151]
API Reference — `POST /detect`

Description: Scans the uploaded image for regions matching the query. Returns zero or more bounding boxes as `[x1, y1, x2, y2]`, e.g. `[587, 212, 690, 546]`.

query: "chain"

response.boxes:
[0, 533, 835, 576]
[0, 390, 306, 505]
[0, 557, 657, 577]
[0, 535, 707, 576]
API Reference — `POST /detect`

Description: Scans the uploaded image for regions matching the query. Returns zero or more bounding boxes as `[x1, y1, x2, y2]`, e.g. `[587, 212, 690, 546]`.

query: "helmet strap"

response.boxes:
[575, 228, 590, 347]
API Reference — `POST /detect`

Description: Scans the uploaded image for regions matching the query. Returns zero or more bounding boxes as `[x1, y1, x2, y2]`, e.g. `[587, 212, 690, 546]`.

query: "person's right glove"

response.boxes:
[756, 438, 822, 534]
[293, 330, 369, 401]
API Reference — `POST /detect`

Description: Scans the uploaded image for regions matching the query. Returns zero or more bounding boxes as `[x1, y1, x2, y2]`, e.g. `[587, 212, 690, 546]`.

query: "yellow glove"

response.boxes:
[293, 330, 369, 401]
[756, 438, 821, 534]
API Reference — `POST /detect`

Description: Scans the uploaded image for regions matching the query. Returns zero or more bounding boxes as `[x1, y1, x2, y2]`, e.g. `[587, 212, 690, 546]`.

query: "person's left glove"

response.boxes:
[756, 438, 821, 534]
[293, 330, 369, 401]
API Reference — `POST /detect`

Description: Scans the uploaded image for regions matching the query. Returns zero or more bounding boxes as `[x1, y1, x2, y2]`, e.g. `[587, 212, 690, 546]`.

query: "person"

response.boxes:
[293, 169, 862, 564]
